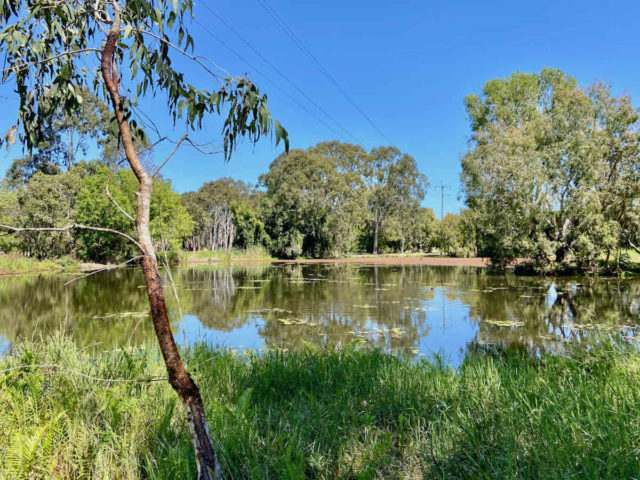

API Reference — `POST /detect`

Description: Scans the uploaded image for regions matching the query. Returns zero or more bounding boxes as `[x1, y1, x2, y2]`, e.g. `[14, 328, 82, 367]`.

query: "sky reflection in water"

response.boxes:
[1, 263, 639, 365]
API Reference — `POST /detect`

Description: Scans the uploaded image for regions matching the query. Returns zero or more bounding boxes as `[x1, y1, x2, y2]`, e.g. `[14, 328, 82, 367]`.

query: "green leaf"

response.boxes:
[274, 121, 289, 152]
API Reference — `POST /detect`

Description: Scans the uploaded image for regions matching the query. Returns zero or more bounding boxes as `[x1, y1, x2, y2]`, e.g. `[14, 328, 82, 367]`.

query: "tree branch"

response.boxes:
[1, 49, 101, 75]
[0, 223, 142, 251]
[135, 29, 230, 80]
[64, 255, 144, 286]
[105, 159, 136, 223]
[152, 134, 188, 177]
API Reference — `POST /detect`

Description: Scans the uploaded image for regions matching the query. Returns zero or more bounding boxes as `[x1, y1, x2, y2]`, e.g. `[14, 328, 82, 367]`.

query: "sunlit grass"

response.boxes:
[179, 246, 273, 264]
[1, 336, 640, 479]
[0, 253, 80, 274]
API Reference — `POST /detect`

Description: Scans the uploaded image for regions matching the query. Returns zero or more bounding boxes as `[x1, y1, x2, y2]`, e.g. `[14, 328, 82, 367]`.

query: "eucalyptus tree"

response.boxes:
[3, 88, 112, 189]
[407, 207, 437, 252]
[182, 178, 258, 251]
[260, 142, 367, 257]
[362, 147, 427, 254]
[462, 68, 640, 270]
[0, 1, 287, 478]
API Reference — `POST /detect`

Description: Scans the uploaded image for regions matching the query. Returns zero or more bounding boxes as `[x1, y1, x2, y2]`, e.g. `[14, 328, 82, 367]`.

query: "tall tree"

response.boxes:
[362, 147, 427, 254]
[0, 2, 287, 478]
[462, 68, 640, 271]
[182, 178, 258, 252]
[260, 143, 367, 258]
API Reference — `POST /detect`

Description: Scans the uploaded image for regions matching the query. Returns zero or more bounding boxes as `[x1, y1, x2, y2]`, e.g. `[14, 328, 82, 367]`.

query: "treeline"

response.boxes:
[2, 68, 637, 270]
[461, 68, 640, 273]
[0, 137, 467, 262]
[181, 142, 466, 258]
[0, 92, 461, 262]
[0, 163, 192, 262]
[0, 87, 192, 263]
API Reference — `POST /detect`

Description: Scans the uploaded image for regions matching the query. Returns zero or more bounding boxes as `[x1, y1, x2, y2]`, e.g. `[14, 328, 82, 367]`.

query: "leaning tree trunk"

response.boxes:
[100, 12, 222, 480]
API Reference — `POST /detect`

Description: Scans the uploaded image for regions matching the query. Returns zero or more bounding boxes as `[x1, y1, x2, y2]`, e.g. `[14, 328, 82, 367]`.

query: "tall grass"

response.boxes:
[0, 253, 79, 274]
[1, 336, 640, 479]
[179, 246, 273, 265]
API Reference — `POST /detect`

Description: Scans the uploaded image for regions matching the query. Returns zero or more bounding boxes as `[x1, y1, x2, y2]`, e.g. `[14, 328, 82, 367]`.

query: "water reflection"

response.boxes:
[0, 264, 638, 363]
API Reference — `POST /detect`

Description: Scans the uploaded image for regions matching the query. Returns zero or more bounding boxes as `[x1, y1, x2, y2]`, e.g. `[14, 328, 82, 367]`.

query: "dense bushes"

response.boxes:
[0, 163, 193, 263]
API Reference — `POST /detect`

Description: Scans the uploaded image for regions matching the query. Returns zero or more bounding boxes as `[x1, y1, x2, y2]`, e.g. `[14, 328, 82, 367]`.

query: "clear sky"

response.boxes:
[1, 0, 639, 216]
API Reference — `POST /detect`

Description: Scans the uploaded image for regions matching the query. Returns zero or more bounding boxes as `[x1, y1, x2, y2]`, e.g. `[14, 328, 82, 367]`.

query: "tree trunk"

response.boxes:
[67, 129, 74, 170]
[373, 221, 379, 255]
[100, 10, 222, 480]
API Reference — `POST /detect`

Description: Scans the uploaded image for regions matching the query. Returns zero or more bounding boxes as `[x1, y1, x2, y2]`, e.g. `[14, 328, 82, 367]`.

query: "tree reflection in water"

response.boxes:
[0, 264, 638, 360]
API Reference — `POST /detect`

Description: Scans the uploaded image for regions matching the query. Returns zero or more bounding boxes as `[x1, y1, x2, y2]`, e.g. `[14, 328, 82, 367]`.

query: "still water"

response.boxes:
[1, 263, 639, 363]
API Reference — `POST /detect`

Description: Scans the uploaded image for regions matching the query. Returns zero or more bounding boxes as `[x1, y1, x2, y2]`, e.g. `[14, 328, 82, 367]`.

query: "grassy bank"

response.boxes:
[179, 246, 274, 265]
[2, 338, 640, 479]
[0, 253, 82, 275]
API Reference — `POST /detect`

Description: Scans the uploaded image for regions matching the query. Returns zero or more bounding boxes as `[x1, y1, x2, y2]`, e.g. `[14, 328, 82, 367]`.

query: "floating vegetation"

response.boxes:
[537, 334, 557, 341]
[249, 308, 293, 314]
[484, 319, 524, 327]
[562, 323, 627, 332]
[353, 304, 377, 309]
[93, 311, 149, 319]
[237, 286, 262, 290]
[278, 318, 319, 326]
[402, 305, 428, 311]
[389, 327, 405, 338]
[349, 327, 406, 338]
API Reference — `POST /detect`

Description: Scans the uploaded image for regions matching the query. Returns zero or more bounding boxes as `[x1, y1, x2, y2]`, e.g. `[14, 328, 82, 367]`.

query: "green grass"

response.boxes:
[2, 337, 640, 479]
[179, 246, 273, 265]
[345, 251, 443, 258]
[0, 253, 80, 274]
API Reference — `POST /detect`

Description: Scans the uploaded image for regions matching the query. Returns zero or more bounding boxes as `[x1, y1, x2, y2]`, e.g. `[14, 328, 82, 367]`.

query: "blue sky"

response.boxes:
[1, 0, 639, 216]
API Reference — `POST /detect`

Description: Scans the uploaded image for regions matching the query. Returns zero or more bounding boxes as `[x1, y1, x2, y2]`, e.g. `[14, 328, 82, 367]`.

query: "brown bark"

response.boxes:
[100, 5, 222, 479]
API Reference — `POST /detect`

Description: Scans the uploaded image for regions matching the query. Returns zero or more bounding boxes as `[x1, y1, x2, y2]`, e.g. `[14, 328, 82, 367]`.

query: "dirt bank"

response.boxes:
[276, 256, 495, 267]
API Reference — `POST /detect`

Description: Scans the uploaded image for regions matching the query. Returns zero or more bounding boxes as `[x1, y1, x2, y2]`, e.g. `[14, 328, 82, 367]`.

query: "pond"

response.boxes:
[1, 263, 639, 364]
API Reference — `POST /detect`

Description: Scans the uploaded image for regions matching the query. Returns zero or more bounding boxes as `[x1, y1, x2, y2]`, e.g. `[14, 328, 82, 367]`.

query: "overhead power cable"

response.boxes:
[200, 4, 362, 144]
[255, 0, 395, 146]
[192, 17, 347, 141]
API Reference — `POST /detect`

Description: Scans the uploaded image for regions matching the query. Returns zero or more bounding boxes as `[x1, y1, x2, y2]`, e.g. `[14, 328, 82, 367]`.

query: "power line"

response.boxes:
[200, 4, 362, 144]
[256, 0, 395, 146]
[191, 17, 347, 141]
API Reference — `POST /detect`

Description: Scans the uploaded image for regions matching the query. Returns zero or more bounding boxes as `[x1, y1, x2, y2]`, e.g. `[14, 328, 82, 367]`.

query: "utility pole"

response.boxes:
[437, 182, 451, 220]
